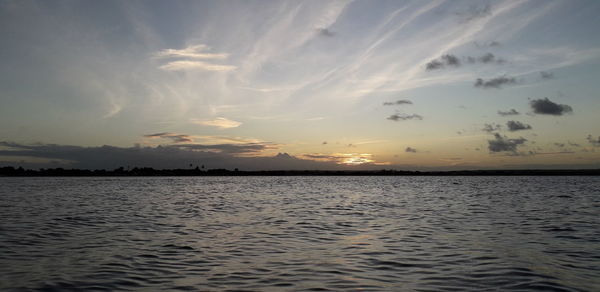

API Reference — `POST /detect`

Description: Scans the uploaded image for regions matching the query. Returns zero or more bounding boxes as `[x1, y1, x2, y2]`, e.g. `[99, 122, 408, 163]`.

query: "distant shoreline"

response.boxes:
[1, 166, 599, 176]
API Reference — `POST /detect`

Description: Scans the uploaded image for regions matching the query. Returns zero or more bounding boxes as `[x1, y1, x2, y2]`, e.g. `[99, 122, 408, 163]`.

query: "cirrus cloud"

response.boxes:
[192, 117, 242, 129]
[156, 44, 236, 72]
[159, 60, 236, 72]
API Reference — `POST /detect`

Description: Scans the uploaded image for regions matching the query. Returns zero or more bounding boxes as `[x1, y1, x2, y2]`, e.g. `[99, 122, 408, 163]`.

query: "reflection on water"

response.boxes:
[0, 176, 599, 291]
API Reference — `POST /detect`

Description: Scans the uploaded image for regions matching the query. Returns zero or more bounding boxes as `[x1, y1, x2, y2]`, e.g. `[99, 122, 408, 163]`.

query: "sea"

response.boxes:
[1, 176, 599, 291]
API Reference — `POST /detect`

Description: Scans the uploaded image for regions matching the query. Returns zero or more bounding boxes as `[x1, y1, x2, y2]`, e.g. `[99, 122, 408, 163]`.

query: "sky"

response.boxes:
[1, 0, 600, 170]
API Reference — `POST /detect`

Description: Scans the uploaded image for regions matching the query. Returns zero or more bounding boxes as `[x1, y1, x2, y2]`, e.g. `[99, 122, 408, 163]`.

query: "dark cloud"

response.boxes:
[383, 99, 413, 106]
[587, 135, 600, 147]
[425, 60, 444, 70]
[431, 53, 505, 70]
[387, 113, 423, 121]
[474, 76, 516, 89]
[488, 41, 500, 47]
[506, 120, 532, 132]
[487, 133, 527, 153]
[540, 71, 554, 79]
[482, 123, 501, 133]
[316, 28, 335, 37]
[498, 109, 520, 116]
[303, 154, 340, 160]
[144, 132, 192, 143]
[0, 141, 389, 171]
[405, 147, 417, 153]
[441, 54, 460, 66]
[426, 54, 461, 70]
[171, 143, 272, 154]
[529, 98, 573, 115]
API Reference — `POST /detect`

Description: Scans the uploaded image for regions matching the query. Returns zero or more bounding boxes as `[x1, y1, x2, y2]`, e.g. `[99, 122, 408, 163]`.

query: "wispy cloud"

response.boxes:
[156, 44, 235, 72]
[405, 147, 417, 153]
[466, 53, 505, 64]
[144, 132, 192, 143]
[383, 99, 412, 106]
[155, 44, 228, 60]
[159, 60, 236, 72]
[455, 3, 492, 23]
[498, 109, 520, 116]
[301, 153, 378, 165]
[192, 117, 242, 129]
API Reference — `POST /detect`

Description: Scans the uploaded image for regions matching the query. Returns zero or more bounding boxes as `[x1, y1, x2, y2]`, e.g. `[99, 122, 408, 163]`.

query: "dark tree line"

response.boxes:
[1, 166, 599, 176]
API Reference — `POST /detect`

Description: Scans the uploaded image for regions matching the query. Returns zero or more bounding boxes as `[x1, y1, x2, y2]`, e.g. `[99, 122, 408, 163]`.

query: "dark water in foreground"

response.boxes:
[1, 176, 599, 291]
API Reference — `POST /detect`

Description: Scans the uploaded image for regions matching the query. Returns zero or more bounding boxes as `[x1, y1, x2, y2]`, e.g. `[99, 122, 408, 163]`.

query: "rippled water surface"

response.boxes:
[1, 176, 599, 291]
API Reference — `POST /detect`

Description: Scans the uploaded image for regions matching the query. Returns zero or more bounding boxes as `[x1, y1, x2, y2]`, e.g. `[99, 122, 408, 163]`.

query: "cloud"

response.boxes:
[428, 53, 505, 71]
[482, 123, 501, 133]
[475, 53, 505, 64]
[156, 44, 235, 72]
[301, 153, 377, 165]
[506, 120, 532, 132]
[456, 3, 492, 22]
[405, 147, 417, 153]
[171, 143, 273, 154]
[144, 132, 192, 143]
[498, 109, 520, 116]
[474, 76, 517, 89]
[476, 41, 501, 47]
[426, 54, 460, 70]
[316, 27, 335, 37]
[487, 133, 527, 153]
[387, 113, 423, 121]
[322, 141, 328, 145]
[587, 135, 600, 147]
[0, 141, 349, 170]
[441, 54, 460, 66]
[158, 60, 236, 72]
[155, 44, 228, 59]
[529, 98, 573, 115]
[425, 60, 444, 70]
[540, 71, 554, 79]
[383, 99, 413, 106]
[192, 117, 242, 129]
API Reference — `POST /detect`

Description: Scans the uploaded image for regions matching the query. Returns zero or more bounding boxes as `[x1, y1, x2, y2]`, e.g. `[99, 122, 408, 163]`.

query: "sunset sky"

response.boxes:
[1, 0, 600, 170]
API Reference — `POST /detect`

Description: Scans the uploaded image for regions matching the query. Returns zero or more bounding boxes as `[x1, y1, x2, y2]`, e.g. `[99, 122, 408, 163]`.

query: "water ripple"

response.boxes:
[0, 176, 599, 291]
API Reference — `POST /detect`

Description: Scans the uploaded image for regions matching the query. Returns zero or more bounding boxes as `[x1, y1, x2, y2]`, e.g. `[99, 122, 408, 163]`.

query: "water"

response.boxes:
[1, 176, 599, 291]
